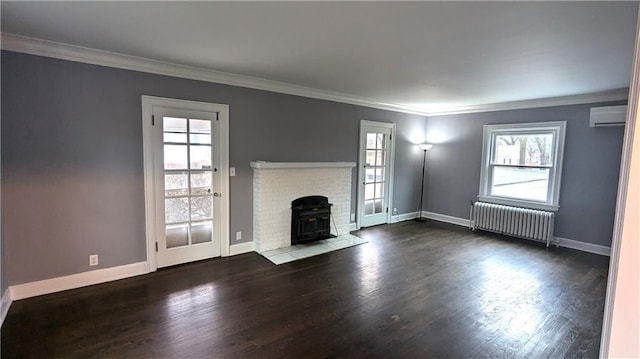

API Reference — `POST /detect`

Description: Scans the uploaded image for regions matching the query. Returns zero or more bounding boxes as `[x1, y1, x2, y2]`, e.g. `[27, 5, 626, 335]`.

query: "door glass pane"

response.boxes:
[365, 183, 375, 200]
[375, 150, 385, 166]
[191, 196, 213, 220]
[376, 134, 386, 149]
[375, 168, 384, 182]
[366, 133, 377, 149]
[163, 117, 187, 132]
[165, 197, 189, 223]
[365, 168, 375, 183]
[190, 134, 211, 144]
[165, 173, 188, 197]
[364, 200, 374, 215]
[491, 166, 549, 202]
[366, 150, 376, 166]
[375, 183, 384, 198]
[190, 119, 211, 133]
[191, 221, 212, 244]
[374, 199, 383, 213]
[164, 133, 187, 143]
[164, 145, 188, 170]
[166, 224, 188, 248]
[190, 145, 212, 169]
[191, 172, 212, 195]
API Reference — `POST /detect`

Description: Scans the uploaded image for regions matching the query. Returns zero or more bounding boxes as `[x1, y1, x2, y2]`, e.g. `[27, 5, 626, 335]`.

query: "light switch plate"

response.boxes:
[230, 167, 236, 176]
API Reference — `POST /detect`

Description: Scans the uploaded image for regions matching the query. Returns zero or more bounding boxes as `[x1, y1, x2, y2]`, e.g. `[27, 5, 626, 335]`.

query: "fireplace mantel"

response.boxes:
[250, 161, 356, 169]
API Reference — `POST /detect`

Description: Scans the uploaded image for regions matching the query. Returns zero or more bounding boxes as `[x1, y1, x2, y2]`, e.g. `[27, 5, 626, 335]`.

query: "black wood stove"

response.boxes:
[291, 195, 336, 245]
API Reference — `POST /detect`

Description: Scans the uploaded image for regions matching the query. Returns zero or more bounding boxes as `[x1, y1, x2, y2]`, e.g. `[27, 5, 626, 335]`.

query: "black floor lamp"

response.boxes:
[416, 143, 433, 222]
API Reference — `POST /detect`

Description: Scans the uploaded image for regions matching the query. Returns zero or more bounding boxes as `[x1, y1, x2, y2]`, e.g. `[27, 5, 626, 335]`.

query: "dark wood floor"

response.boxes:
[2, 220, 609, 358]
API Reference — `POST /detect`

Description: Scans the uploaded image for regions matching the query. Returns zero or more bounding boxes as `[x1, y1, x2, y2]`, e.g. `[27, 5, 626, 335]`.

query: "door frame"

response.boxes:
[356, 120, 396, 229]
[141, 95, 230, 272]
[599, 9, 640, 356]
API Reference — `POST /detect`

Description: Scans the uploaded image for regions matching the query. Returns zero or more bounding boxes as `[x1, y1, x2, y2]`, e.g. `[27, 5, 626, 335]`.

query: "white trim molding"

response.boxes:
[353, 211, 417, 229]
[0, 33, 428, 116]
[391, 211, 421, 224]
[1, 33, 628, 117]
[420, 211, 611, 256]
[556, 237, 611, 256]
[229, 242, 255, 256]
[9, 262, 148, 301]
[250, 161, 356, 169]
[1, 289, 12, 327]
[423, 211, 472, 227]
[427, 89, 629, 116]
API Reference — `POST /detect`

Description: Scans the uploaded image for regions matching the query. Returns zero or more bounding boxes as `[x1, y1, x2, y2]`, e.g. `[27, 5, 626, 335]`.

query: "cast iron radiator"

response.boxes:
[470, 201, 557, 247]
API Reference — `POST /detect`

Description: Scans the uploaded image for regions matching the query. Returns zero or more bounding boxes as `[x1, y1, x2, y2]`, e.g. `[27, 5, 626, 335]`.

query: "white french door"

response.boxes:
[357, 120, 396, 228]
[142, 96, 229, 270]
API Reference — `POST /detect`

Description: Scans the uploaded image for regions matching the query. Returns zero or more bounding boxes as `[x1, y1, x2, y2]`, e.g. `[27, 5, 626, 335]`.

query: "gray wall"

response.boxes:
[2, 48, 623, 287]
[1, 51, 427, 285]
[425, 103, 625, 247]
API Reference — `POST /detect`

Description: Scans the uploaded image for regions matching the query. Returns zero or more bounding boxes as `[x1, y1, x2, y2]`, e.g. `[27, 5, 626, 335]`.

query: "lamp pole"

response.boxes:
[415, 143, 432, 222]
[416, 148, 427, 222]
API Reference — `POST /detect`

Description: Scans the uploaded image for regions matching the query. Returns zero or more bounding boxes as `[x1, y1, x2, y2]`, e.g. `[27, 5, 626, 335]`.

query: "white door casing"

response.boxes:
[357, 120, 396, 228]
[142, 96, 229, 271]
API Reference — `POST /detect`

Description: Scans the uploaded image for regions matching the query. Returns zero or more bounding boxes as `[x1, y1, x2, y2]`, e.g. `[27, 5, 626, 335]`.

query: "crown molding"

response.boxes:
[426, 88, 629, 116]
[1, 32, 629, 117]
[0, 33, 429, 116]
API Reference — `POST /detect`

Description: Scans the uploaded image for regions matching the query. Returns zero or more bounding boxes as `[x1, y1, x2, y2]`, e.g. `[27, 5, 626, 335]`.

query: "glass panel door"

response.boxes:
[155, 108, 221, 268]
[364, 133, 387, 216]
[359, 122, 394, 228]
[163, 117, 214, 249]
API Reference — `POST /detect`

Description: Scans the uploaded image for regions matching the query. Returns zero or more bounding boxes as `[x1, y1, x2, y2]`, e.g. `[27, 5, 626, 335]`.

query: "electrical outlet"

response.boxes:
[89, 254, 99, 266]
[230, 167, 236, 176]
[350, 213, 355, 221]
[393, 208, 398, 215]
[236, 231, 242, 240]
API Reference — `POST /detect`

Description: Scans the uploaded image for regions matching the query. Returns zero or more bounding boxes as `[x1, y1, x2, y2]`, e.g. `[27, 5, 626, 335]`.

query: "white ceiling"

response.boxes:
[1, 1, 638, 114]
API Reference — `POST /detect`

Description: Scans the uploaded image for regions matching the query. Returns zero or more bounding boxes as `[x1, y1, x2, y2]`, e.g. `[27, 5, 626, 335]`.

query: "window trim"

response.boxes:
[478, 121, 567, 211]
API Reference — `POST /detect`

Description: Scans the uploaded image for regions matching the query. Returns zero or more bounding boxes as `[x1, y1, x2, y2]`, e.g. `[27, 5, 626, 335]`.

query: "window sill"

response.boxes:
[478, 196, 559, 212]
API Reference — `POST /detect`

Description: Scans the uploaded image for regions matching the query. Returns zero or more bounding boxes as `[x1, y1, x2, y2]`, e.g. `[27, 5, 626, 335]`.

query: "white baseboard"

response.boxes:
[390, 211, 420, 223]
[10, 261, 149, 301]
[556, 237, 611, 256]
[351, 212, 417, 230]
[424, 211, 471, 227]
[419, 211, 610, 256]
[1, 288, 12, 327]
[229, 242, 255, 256]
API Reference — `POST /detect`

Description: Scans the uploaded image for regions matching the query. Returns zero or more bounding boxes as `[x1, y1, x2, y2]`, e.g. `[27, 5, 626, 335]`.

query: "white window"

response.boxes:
[479, 121, 566, 211]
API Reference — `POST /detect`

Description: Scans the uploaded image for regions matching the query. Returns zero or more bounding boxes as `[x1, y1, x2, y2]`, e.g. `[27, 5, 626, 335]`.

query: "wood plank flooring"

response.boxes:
[1, 220, 609, 358]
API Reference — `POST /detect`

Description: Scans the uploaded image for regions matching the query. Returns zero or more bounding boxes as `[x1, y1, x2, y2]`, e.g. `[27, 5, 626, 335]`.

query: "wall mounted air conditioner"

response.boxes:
[589, 105, 627, 127]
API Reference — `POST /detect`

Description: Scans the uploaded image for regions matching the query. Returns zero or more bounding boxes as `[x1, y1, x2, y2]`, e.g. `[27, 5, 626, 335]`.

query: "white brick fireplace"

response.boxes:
[251, 161, 356, 253]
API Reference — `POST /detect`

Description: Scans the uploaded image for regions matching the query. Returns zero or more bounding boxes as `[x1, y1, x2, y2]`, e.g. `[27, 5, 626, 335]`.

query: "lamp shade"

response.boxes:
[418, 143, 433, 151]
